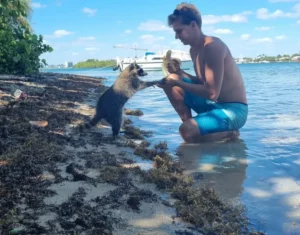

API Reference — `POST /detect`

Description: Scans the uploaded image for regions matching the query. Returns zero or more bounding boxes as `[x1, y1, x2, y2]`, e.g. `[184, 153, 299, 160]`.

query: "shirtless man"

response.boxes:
[159, 3, 248, 143]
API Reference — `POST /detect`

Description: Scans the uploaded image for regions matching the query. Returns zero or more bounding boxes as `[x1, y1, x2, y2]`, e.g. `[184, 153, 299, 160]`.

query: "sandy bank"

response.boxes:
[0, 72, 264, 235]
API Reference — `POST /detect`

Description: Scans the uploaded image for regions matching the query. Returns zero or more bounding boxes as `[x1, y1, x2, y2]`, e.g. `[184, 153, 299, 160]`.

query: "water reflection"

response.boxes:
[176, 139, 249, 200]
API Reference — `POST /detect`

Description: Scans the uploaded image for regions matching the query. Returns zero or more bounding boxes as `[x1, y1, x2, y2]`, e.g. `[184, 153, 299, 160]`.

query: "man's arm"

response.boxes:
[180, 70, 204, 84]
[174, 42, 226, 101]
[178, 48, 204, 84]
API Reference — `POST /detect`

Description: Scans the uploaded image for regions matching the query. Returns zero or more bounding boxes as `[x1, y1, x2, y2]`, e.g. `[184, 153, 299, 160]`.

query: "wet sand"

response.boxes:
[0, 72, 264, 234]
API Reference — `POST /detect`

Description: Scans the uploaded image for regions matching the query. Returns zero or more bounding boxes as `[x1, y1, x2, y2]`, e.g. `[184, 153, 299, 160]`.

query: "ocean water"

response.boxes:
[42, 62, 300, 235]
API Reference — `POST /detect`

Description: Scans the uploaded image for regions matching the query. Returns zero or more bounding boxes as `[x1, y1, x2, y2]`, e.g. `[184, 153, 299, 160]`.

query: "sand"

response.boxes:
[0, 73, 201, 235]
[0, 72, 264, 235]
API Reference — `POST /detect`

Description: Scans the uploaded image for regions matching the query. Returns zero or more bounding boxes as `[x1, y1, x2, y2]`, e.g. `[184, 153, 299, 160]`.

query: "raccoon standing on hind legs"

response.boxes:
[78, 62, 166, 139]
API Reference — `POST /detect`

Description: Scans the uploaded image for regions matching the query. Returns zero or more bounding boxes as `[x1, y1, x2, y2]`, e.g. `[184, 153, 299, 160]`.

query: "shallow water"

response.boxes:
[43, 62, 300, 235]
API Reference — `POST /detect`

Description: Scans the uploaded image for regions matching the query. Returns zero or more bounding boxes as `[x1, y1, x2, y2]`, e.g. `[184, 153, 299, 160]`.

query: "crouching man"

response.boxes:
[158, 3, 248, 143]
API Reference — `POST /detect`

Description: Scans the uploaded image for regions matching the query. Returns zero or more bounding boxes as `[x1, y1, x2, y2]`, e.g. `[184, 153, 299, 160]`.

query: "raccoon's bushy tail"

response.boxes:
[78, 114, 101, 132]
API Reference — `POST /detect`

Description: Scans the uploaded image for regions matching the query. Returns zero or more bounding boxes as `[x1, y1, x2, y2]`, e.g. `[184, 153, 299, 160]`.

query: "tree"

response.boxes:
[73, 59, 116, 68]
[0, 0, 53, 75]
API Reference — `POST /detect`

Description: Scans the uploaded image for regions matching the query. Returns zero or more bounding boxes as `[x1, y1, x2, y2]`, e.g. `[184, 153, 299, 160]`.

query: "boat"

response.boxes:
[113, 45, 192, 71]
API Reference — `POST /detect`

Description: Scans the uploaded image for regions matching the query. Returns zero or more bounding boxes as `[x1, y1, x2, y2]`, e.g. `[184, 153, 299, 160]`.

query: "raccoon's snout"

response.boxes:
[138, 69, 147, 76]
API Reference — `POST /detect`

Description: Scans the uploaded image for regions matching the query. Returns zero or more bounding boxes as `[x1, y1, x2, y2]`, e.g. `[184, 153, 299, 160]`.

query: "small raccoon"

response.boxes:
[78, 62, 165, 138]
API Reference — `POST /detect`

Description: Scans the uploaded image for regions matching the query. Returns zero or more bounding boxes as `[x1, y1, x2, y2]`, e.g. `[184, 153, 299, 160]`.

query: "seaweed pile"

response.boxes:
[0, 73, 264, 235]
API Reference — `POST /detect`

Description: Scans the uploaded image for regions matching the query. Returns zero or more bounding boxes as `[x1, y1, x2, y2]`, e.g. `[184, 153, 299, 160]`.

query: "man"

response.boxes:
[159, 2, 248, 143]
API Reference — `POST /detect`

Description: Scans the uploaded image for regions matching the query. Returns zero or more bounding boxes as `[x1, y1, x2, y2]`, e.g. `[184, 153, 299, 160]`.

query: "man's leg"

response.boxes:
[179, 119, 239, 143]
[161, 75, 243, 143]
[161, 74, 192, 122]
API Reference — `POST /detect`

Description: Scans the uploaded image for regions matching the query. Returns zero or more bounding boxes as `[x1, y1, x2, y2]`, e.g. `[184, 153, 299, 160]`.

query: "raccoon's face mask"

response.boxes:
[129, 62, 148, 77]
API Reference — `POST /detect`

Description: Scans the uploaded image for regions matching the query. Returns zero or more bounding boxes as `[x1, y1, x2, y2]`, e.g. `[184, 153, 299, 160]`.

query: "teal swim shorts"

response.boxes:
[183, 78, 248, 135]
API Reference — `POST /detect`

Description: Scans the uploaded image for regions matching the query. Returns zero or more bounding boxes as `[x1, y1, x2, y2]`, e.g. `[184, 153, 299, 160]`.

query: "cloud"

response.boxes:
[251, 37, 273, 43]
[82, 7, 97, 16]
[54, 30, 73, 37]
[139, 34, 165, 44]
[45, 30, 74, 39]
[120, 29, 132, 37]
[78, 37, 96, 41]
[31, 2, 46, 8]
[294, 3, 300, 13]
[170, 40, 181, 45]
[275, 35, 287, 40]
[257, 8, 294, 19]
[297, 19, 300, 23]
[138, 20, 171, 32]
[241, 34, 251, 40]
[255, 26, 272, 31]
[257, 4, 300, 19]
[213, 28, 233, 34]
[72, 52, 79, 56]
[71, 37, 102, 48]
[54, 0, 65, 6]
[202, 11, 252, 25]
[84, 47, 98, 51]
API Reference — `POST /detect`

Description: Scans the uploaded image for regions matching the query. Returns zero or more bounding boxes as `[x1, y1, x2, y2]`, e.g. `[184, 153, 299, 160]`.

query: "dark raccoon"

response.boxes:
[79, 62, 165, 138]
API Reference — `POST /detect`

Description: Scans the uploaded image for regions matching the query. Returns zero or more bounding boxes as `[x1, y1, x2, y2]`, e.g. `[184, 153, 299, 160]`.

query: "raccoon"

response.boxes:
[78, 62, 165, 138]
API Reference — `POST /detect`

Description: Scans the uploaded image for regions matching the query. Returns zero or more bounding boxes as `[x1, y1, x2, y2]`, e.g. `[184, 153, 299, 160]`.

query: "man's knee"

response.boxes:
[179, 119, 200, 143]
[167, 73, 181, 81]
[162, 74, 181, 89]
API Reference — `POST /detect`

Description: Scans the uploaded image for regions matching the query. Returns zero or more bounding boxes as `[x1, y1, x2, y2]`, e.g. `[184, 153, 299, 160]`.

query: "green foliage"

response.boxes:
[0, 0, 53, 75]
[73, 59, 116, 68]
[241, 53, 300, 63]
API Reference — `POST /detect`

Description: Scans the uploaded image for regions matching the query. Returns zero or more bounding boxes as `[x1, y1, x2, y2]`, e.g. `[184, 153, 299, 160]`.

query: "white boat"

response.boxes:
[114, 48, 192, 72]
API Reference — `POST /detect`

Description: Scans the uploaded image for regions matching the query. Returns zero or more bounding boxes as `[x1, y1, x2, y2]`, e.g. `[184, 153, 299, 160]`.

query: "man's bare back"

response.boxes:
[190, 36, 247, 104]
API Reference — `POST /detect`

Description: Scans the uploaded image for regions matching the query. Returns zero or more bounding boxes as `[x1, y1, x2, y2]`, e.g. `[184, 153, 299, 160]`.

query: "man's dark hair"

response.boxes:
[168, 2, 202, 28]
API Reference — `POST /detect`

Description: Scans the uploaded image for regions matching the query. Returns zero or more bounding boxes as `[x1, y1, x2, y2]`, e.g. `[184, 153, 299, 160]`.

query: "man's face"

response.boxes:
[172, 20, 194, 45]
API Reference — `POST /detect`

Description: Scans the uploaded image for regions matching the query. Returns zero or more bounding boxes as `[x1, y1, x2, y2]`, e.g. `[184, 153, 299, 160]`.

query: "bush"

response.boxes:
[0, 0, 53, 75]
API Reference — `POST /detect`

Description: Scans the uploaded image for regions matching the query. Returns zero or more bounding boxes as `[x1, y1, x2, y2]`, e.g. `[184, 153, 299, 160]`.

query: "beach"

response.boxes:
[0, 72, 264, 235]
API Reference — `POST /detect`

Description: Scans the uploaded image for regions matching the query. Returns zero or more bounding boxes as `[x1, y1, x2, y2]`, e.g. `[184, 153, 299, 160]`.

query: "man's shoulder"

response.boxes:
[204, 37, 227, 58]
[204, 37, 226, 51]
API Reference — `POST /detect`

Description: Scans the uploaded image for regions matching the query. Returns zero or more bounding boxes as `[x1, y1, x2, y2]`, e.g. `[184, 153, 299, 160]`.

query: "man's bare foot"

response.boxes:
[224, 130, 240, 142]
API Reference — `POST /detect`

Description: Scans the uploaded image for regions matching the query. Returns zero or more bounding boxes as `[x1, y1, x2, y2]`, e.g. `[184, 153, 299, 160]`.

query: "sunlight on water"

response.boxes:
[42, 62, 300, 235]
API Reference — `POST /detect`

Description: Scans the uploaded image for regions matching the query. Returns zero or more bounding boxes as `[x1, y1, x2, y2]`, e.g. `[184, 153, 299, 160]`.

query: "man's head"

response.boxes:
[168, 2, 202, 45]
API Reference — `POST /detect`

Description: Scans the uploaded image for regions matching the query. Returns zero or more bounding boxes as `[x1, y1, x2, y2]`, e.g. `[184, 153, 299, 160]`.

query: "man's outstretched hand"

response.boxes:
[156, 76, 178, 88]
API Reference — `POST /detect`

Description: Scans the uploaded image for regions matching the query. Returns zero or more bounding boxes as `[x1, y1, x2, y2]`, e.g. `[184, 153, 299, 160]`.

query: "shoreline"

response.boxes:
[41, 60, 300, 70]
[0, 72, 264, 234]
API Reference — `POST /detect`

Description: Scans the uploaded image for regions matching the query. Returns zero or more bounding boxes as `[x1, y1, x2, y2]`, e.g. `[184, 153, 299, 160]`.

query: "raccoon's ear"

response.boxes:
[129, 63, 135, 70]
[134, 62, 140, 69]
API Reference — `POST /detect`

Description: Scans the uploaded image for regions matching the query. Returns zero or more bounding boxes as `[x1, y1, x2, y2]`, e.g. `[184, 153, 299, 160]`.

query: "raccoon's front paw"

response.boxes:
[155, 78, 167, 88]
[161, 77, 167, 84]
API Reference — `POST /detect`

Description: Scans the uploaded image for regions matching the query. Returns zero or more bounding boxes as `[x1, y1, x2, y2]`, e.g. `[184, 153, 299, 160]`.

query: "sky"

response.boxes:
[29, 0, 300, 65]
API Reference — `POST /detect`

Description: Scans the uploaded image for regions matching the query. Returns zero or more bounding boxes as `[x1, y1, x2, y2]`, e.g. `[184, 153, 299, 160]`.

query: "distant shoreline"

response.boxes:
[236, 61, 300, 65]
[42, 61, 300, 70]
